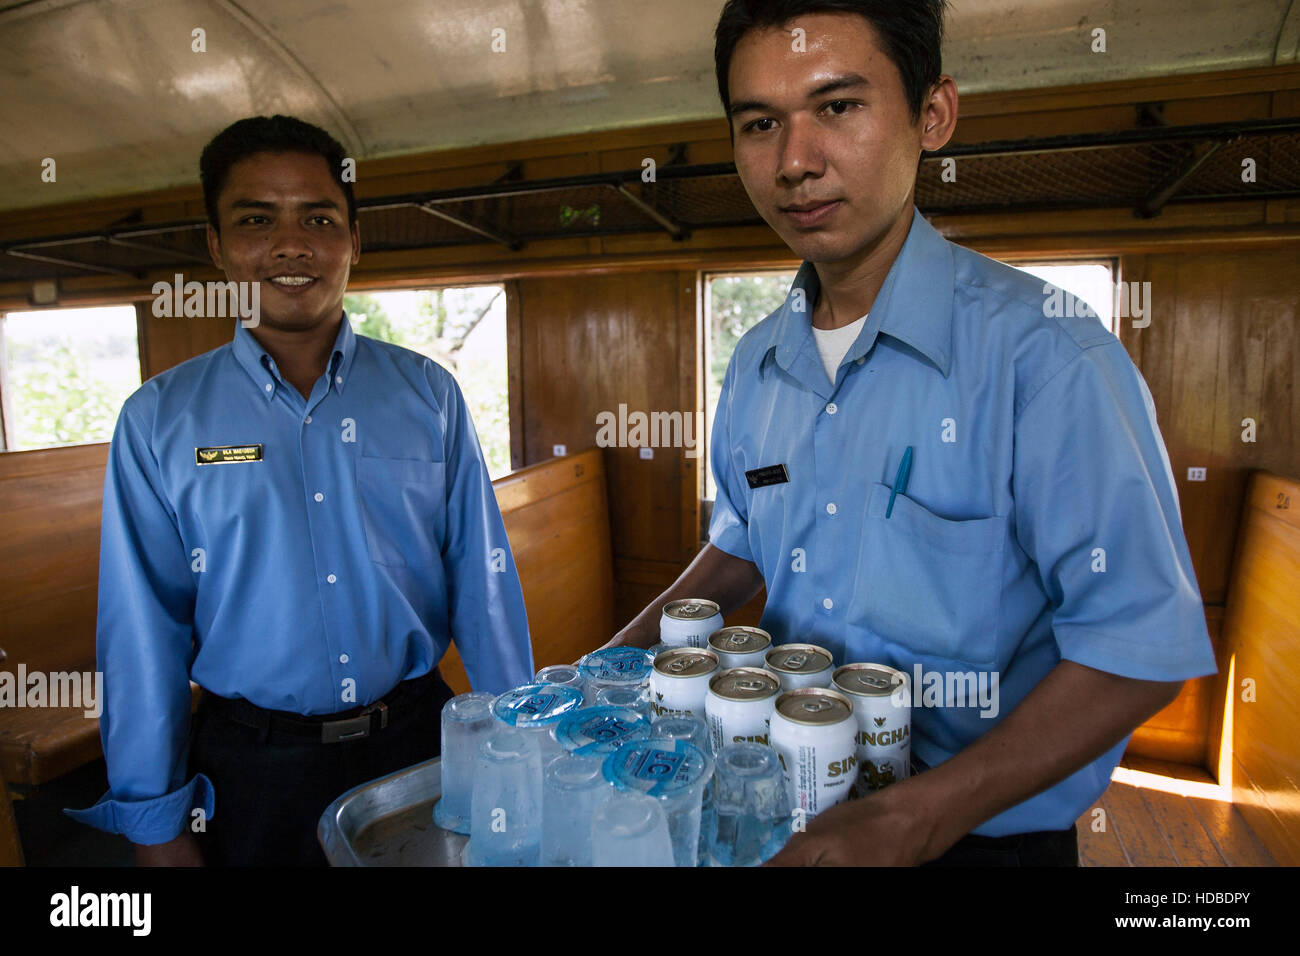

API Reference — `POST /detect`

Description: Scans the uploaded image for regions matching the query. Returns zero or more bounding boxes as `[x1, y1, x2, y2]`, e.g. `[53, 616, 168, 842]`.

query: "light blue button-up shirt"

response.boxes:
[67, 316, 533, 845]
[709, 207, 1215, 836]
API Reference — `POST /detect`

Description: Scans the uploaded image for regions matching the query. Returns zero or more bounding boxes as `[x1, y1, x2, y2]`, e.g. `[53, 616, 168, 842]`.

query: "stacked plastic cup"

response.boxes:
[533, 664, 586, 700]
[707, 742, 793, 866]
[553, 705, 652, 758]
[464, 727, 544, 866]
[491, 683, 584, 764]
[593, 685, 652, 719]
[602, 737, 714, 867]
[541, 753, 611, 866]
[577, 647, 655, 698]
[432, 691, 497, 834]
[591, 790, 675, 867]
[649, 713, 715, 864]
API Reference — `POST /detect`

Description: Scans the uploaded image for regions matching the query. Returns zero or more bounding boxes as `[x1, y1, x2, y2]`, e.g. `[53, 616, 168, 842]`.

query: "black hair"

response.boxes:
[199, 114, 356, 230]
[714, 0, 949, 124]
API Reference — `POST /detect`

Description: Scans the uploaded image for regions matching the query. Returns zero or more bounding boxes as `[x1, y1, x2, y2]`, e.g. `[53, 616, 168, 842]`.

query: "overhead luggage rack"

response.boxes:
[2, 117, 1297, 282]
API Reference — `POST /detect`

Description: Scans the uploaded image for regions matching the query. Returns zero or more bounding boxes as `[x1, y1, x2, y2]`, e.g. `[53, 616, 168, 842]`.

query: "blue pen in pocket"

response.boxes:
[886, 446, 913, 519]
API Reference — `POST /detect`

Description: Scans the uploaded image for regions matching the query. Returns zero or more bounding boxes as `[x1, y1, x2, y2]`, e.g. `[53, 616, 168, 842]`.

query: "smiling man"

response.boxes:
[67, 115, 533, 866]
[606, 1, 1215, 865]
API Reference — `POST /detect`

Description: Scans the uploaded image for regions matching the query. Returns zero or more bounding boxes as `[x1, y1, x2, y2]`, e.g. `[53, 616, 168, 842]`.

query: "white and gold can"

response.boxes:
[648, 647, 719, 719]
[765, 643, 834, 690]
[769, 687, 858, 817]
[660, 599, 725, 649]
[705, 666, 780, 752]
[707, 626, 772, 670]
[833, 663, 911, 795]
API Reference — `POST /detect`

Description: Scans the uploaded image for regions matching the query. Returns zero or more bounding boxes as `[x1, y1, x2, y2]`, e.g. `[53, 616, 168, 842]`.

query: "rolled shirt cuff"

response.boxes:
[63, 773, 215, 846]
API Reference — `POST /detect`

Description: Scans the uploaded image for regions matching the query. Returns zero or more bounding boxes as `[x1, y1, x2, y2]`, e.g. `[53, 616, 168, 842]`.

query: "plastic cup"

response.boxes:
[594, 685, 652, 719]
[602, 738, 714, 867]
[707, 742, 792, 866]
[534, 664, 586, 700]
[464, 728, 543, 867]
[541, 753, 612, 866]
[432, 692, 497, 834]
[591, 790, 675, 867]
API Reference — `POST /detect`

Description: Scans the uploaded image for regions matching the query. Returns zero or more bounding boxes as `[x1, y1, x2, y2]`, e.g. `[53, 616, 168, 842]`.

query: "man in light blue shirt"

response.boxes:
[68, 115, 532, 865]
[610, 1, 1215, 865]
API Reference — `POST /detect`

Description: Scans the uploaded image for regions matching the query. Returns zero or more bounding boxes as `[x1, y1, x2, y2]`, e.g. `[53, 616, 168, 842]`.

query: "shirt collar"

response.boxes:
[765, 206, 955, 380]
[232, 312, 358, 400]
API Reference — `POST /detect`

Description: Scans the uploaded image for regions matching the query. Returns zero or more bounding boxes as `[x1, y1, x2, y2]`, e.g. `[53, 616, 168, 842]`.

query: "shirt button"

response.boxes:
[336, 375, 343, 385]
[823, 598, 834, 610]
[314, 492, 324, 502]
[304, 415, 312, 424]
[264, 383, 273, 392]
[339, 654, 350, 664]
[826, 502, 837, 515]
[856, 357, 865, 366]
[826, 402, 838, 415]
[327, 573, 337, 584]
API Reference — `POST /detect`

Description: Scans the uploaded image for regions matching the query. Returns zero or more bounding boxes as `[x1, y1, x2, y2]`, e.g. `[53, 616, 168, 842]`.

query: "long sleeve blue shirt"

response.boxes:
[67, 315, 533, 845]
[709, 207, 1216, 836]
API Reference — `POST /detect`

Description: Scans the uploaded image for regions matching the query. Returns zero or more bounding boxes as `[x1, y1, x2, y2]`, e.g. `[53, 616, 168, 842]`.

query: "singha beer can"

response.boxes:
[769, 688, 858, 817]
[648, 647, 719, 719]
[705, 667, 780, 752]
[660, 600, 724, 649]
[765, 643, 834, 690]
[832, 663, 911, 795]
[707, 626, 772, 670]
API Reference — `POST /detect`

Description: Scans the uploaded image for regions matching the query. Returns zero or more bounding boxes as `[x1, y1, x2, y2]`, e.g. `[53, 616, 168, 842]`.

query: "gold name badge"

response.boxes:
[195, 444, 263, 465]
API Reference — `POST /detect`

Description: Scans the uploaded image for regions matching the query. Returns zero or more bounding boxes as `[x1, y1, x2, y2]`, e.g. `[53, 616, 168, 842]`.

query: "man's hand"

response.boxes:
[135, 831, 204, 867]
[766, 784, 932, 866]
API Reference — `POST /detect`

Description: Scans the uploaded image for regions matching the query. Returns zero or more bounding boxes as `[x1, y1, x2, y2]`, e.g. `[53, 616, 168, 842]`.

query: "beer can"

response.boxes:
[705, 666, 780, 753]
[765, 643, 834, 690]
[578, 646, 655, 693]
[707, 626, 772, 670]
[832, 663, 911, 794]
[648, 647, 719, 719]
[769, 687, 858, 817]
[660, 599, 724, 649]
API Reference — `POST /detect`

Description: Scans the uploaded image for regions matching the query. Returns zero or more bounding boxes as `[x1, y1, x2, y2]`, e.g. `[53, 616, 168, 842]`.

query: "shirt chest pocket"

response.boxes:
[850, 482, 1005, 669]
[355, 456, 447, 568]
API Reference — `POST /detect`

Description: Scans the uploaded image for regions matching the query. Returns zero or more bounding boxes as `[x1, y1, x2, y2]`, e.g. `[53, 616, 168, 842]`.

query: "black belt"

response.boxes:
[201, 667, 442, 744]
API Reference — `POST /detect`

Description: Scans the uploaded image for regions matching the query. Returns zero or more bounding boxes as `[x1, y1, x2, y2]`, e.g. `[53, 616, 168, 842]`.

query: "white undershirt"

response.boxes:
[811, 313, 869, 384]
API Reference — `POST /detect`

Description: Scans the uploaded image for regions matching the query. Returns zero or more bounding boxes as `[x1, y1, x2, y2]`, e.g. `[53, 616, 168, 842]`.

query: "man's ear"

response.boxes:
[350, 219, 361, 266]
[206, 224, 224, 270]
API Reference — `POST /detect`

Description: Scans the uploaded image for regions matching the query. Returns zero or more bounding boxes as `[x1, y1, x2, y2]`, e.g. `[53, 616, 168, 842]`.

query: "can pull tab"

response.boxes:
[862, 674, 891, 689]
[736, 679, 766, 692]
[726, 634, 748, 648]
[785, 653, 807, 669]
[681, 603, 702, 616]
[667, 656, 704, 673]
[801, 699, 831, 713]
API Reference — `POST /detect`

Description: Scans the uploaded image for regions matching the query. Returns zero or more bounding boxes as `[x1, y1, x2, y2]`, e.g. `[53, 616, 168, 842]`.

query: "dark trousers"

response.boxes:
[188, 669, 455, 866]
[922, 823, 1079, 866]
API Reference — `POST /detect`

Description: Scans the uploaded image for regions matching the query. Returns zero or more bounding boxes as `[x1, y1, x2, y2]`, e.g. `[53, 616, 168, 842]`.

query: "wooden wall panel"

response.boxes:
[516, 272, 700, 633]
[1122, 248, 1300, 605]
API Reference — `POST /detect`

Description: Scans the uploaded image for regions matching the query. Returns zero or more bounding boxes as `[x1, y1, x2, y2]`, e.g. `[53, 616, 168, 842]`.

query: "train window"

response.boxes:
[1007, 260, 1117, 335]
[703, 271, 799, 500]
[0, 304, 141, 451]
[343, 285, 510, 478]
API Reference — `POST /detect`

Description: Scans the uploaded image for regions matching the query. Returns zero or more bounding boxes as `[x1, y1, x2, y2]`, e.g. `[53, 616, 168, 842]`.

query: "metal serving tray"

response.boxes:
[317, 757, 467, 866]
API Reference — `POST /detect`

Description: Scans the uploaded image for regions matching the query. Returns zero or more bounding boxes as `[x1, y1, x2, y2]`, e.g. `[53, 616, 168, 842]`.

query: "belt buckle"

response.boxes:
[321, 700, 388, 744]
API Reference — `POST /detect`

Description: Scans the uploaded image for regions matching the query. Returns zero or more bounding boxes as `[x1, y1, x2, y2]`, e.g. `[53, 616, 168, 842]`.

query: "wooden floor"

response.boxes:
[1075, 754, 1275, 866]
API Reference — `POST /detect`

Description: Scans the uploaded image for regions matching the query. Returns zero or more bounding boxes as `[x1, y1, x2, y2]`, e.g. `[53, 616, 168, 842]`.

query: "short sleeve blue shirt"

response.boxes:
[709, 207, 1216, 836]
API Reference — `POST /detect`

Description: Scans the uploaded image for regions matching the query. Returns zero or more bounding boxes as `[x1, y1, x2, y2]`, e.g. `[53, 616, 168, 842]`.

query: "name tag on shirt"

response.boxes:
[745, 464, 789, 489]
[195, 444, 263, 465]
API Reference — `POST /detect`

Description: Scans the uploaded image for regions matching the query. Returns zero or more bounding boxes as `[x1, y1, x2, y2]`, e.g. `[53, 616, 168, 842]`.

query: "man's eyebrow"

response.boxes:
[728, 73, 871, 117]
[229, 198, 343, 212]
